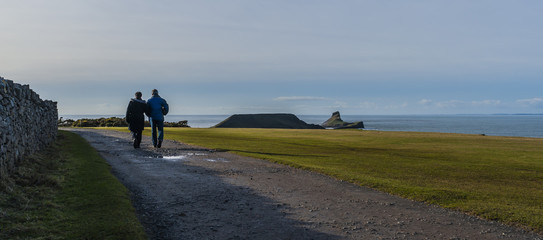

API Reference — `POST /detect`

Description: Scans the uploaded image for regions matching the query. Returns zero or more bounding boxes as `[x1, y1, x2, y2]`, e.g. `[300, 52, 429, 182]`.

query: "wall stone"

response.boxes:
[0, 76, 58, 179]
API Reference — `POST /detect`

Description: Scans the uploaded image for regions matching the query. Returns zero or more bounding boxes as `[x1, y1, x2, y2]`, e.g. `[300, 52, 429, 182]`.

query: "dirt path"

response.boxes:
[66, 128, 541, 240]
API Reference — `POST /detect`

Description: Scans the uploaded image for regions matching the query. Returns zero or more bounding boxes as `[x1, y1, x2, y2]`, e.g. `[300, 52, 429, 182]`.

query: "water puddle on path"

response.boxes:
[143, 155, 187, 162]
[187, 153, 207, 156]
[205, 158, 229, 163]
[161, 155, 187, 161]
[140, 153, 229, 163]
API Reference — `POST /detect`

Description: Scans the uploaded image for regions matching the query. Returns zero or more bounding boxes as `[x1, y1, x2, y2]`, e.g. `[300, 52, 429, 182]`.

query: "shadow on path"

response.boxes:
[66, 128, 543, 240]
[68, 128, 340, 240]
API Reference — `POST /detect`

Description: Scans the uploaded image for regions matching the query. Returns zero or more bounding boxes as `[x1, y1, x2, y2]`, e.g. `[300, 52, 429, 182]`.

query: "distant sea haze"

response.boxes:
[60, 114, 543, 138]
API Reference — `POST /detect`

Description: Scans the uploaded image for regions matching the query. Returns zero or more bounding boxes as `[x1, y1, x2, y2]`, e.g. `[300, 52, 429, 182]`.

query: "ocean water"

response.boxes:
[302, 115, 543, 138]
[60, 114, 543, 138]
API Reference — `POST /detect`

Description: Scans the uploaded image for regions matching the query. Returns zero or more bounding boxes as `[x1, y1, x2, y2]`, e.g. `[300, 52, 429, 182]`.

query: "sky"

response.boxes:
[1, 0, 543, 115]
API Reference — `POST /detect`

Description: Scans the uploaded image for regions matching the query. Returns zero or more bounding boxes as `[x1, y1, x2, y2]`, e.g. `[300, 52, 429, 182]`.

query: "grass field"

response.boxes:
[0, 131, 147, 239]
[107, 127, 543, 233]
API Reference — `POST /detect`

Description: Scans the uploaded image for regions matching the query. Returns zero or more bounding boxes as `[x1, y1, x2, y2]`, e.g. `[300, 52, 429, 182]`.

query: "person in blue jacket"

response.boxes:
[146, 89, 169, 148]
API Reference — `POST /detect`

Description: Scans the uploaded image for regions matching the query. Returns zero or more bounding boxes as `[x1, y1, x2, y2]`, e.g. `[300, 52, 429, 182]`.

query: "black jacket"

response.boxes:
[126, 98, 148, 132]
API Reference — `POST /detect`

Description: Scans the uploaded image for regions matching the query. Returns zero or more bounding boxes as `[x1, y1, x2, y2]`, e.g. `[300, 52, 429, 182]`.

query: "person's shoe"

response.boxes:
[157, 140, 162, 148]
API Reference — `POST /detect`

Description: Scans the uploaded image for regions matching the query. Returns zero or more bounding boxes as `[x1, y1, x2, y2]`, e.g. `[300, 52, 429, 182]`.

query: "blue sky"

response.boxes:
[2, 1, 543, 115]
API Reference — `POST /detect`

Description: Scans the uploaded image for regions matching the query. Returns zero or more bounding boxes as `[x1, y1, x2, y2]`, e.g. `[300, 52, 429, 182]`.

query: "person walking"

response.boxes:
[125, 91, 148, 148]
[147, 89, 169, 148]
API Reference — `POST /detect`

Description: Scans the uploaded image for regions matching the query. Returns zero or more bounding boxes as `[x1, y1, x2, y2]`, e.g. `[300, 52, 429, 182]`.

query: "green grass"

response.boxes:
[0, 130, 147, 239]
[106, 127, 543, 233]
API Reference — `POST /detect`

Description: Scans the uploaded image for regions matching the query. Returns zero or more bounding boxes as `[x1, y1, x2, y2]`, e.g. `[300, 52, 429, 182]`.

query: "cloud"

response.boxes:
[434, 100, 465, 108]
[471, 100, 501, 106]
[357, 101, 378, 109]
[517, 97, 543, 108]
[273, 96, 330, 101]
[332, 101, 349, 109]
[422, 99, 502, 109]
[418, 99, 433, 105]
[384, 102, 409, 110]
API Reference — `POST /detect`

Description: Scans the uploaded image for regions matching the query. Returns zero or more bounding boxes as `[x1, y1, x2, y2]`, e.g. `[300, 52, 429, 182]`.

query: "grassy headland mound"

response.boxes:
[104, 127, 543, 233]
[213, 113, 324, 129]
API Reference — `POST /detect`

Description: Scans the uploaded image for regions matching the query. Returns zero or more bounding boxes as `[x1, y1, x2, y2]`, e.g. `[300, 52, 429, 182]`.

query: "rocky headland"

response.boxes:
[321, 111, 364, 129]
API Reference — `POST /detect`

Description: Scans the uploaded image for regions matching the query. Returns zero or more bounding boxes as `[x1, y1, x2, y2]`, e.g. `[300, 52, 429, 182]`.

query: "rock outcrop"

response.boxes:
[321, 111, 364, 129]
[0, 77, 58, 179]
[213, 113, 324, 129]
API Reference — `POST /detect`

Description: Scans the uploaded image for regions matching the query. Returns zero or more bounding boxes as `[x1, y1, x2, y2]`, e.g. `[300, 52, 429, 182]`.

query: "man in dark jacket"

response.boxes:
[126, 91, 148, 148]
[146, 89, 169, 148]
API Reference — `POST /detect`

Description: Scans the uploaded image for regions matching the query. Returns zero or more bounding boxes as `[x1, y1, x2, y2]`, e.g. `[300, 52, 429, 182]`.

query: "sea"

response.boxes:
[59, 114, 543, 138]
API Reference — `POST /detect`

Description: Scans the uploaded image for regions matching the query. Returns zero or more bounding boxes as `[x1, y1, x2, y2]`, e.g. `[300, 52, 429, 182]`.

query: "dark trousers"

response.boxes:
[132, 130, 142, 148]
[150, 119, 164, 147]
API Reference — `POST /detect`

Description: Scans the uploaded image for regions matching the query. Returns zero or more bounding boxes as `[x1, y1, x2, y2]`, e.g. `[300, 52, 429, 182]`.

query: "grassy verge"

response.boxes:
[105, 127, 543, 233]
[0, 130, 147, 239]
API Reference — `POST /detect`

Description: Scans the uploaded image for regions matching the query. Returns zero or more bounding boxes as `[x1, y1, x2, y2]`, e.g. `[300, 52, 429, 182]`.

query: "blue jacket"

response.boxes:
[146, 95, 169, 121]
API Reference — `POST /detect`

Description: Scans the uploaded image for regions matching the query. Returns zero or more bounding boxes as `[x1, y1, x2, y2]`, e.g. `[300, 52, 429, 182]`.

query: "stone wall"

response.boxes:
[0, 77, 58, 179]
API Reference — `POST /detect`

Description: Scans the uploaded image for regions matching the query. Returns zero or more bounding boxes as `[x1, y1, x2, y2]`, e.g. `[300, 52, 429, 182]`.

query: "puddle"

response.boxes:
[140, 154, 228, 163]
[156, 155, 187, 162]
[162, 155, 187, 161]
[205, 158, 229, 163]
[187, 152, 207, 156]
[143, 155, 187, 162]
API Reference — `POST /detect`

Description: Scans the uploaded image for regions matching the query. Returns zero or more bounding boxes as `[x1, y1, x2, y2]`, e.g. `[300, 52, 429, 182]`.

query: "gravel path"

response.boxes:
[67, 128, 541, 240]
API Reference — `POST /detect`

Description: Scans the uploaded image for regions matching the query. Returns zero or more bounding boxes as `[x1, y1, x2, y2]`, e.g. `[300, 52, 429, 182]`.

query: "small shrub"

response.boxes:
[63, 117, 190, 127]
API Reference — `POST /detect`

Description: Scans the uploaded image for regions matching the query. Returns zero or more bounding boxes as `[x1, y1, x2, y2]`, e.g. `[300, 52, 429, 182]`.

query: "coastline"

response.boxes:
[59, 114, 543, 138]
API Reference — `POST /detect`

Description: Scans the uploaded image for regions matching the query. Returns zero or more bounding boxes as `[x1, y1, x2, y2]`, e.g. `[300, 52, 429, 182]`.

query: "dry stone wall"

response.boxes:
[0, 77, 58, 179]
